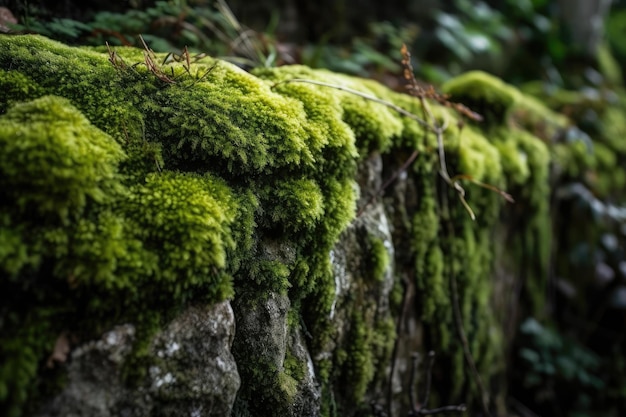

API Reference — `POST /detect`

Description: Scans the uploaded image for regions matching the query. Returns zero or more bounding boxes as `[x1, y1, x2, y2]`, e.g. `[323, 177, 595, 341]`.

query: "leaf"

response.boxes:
[46, 332, 70, 368]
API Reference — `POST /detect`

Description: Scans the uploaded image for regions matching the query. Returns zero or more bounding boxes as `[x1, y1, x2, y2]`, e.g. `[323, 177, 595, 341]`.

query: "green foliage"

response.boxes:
[431, 1, 512, 68]
[517, 318, 606, 415]
[301, 21, 419, 77]
[519, 75, 626, 415]
[12, 0, 279, 68]
[416, 0, 574, 84]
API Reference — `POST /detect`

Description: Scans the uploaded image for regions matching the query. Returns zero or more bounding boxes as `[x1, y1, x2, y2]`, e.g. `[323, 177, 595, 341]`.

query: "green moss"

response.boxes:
[146, 64, 317, 177]
[493, 137, 531, 186]
[366, 235, 390, 282]
[0, 95, 125, 224]
[122, 172, 237, 293]
[457, 127, 502, 184]
[340, 313, 396, 404]
[277, 372, 299, 401]
[411, 165, 443, 322]
[283, 349, 306, 383]
[342, 313, 375, 402]
[442, 71, 519, 124]
[0, 70, 45, 113]
[254, 66, 404, 156]
[509, 96, 569, 143]
[406, 72, 559, 404]
[246, 260, 291, 293]
[264, 178, 325, 232]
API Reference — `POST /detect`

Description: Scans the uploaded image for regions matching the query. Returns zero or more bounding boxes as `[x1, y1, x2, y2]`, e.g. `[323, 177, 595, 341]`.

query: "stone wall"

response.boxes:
[0, 35, 564, 416]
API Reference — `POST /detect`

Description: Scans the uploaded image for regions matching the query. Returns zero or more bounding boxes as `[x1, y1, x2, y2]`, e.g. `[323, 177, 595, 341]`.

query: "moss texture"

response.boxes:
[0, 35, 569, 416]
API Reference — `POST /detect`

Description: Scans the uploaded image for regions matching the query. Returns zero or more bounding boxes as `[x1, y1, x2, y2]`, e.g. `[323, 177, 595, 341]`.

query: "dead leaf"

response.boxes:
[47, 332, 71, 368]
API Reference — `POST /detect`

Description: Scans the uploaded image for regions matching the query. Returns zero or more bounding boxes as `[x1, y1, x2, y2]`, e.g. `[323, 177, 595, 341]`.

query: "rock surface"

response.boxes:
[36, 302, 239, 417]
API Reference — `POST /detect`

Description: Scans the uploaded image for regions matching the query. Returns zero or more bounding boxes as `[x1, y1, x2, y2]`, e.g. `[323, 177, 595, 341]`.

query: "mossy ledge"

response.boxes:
[1, 35, 562, 417]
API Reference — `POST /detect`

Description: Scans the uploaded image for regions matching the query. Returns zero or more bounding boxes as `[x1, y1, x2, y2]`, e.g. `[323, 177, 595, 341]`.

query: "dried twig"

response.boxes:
[106, 41, 128, 71]
[399, 44, 481, 220]
[407, 350, 467, 416]
[139, 35, 176, 84]
[271, 79, 431, 128]
[440, 192, 493, 417]
[357, 149, 420, 217]
[451, 174, 515, 203]
[107, 36, 216, 86]
[386, 276, 412, 416]
[401, 44, 482, 123]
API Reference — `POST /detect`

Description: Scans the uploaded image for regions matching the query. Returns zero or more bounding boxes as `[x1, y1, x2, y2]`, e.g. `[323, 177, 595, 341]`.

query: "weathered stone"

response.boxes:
[35, 302, 239, 417]
[286, 328, 321, 417]
[148, 302, 240, 417]
[36, 325, 135, 417]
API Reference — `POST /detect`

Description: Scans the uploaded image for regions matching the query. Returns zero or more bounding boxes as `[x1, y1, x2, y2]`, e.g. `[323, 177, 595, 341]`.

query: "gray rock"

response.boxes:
[148, 302, 240, 417]
[285, 327, 321, 417]
[36, 302, 239, 417]
[235, 291, 290, 372]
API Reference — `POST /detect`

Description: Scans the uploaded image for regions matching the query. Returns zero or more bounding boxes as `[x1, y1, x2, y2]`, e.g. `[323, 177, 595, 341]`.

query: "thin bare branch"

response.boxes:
[139, 35, 176, 84]
[357, 149, 420, 217]
[409, 353, 420, 413]
[271, 78, 431, 129]
[451, 265, 491, 416]
[421, 351, 436, 407]
[451, 174, 516, 203]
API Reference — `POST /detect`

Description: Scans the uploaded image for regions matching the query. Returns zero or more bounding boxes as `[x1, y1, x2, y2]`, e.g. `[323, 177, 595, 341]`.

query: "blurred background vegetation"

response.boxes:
[2, 0, 626, 416]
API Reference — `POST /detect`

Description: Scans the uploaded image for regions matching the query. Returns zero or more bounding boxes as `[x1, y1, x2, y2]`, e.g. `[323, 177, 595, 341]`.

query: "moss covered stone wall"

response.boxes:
[0, 35, 563, 417]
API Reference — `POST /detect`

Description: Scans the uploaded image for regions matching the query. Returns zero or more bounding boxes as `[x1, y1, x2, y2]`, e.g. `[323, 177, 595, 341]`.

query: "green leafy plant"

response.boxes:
[12, 0, 280, 68]
[515, 318, 607, 416]
[301, 21, 419, 77]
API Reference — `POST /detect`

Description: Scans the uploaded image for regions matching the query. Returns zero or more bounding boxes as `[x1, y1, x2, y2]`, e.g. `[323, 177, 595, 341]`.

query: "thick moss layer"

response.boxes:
[0, 36, 567, 416]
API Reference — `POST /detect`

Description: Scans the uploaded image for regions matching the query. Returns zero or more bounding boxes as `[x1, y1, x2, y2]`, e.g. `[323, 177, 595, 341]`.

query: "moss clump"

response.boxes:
[334, 312, 395, 407]
[0, 94, 238, 414]
[365, 235, 391, 283]
[263, 178, 325, 233]
[254, 66, 405, 155]
[0, 70, 45, 113]
[0, 95, 125, 225]
[442, 71, 519, 124]
[457, 126, 503, 184]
